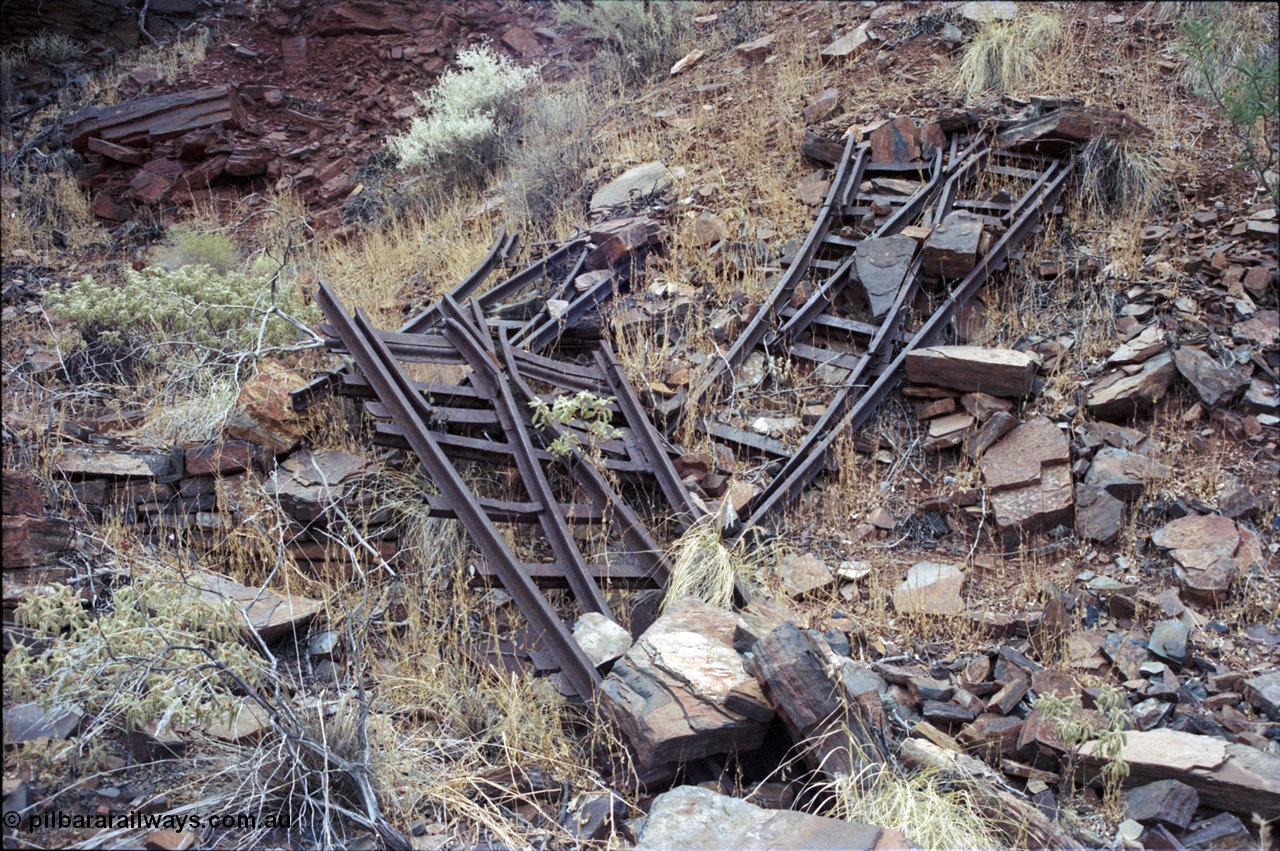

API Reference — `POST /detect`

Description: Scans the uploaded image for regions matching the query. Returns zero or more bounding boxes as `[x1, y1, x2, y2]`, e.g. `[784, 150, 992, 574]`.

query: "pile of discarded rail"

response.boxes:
[303, 229, 710, 704]
[302, 105, 1120, 711]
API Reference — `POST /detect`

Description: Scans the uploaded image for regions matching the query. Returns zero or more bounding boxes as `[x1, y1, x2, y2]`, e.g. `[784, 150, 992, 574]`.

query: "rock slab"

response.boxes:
[600, 598, 772, 769]
[906, 346, 1037, 397]
[636, 785, 909, 851]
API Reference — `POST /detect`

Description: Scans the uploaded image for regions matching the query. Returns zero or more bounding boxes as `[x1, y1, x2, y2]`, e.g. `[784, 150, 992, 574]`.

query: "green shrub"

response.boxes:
[5, 579, 266, 740]
[154, 227, 240, 273]
[45, 263, 314, 357]
[388, 43, 536, 184]
[22, 31, 86, 64]
[1179, 6, 1279, 200]
[556, 0, 693, 88]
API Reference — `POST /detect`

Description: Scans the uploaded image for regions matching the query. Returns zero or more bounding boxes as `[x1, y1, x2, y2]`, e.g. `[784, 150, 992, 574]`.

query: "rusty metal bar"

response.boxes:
[314, 280, 602, 702]
[735, 157, 1076, 533]
[501, 333, 674, 590]
[677, 137, 863, 431]
[439, 300, 613, 619]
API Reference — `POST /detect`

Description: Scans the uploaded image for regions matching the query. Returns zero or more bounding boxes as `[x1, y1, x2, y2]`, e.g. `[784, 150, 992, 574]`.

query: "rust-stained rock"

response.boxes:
[585, 216, 665, 270]
[184, 441, 256, 477]
[1080, 729, 1280, 819]
[906, 346, 1036, 397]
[225, 360, 310, 453]
[869, 117, 921, 164]
[63, 85, 247, 153]
[1150, 514, 1247, 606]
[2, 474, 44, 517]
[997, 106, 1152, 155]
[3, 515, 74, 569]
[920, 211, 983, 279]
[980, 418, 1073, 542]
[734, 33, 776, 64]
[600, 598, 772, 769]
[636, 785, 909, 851]
[1086, 352, 1177, 420]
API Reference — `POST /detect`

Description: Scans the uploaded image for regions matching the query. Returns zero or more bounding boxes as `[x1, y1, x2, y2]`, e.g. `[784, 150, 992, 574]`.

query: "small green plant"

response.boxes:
[528, 390, 620, 457]
[1179, 8, 1279, 200]
[22, 31, 86, 64]
[6, 578, 267, 742]
[1037, 685, 1130, 820]
[389, 43, 536, 184]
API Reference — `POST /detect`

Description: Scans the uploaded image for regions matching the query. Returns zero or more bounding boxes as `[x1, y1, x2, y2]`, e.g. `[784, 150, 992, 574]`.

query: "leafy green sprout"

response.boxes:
[1036, 685, 1130, 820]
[528, 390, 621, 457]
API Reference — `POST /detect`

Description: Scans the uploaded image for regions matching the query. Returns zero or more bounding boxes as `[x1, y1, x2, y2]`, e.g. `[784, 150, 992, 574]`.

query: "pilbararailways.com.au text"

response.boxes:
[9, 810, 291, 833]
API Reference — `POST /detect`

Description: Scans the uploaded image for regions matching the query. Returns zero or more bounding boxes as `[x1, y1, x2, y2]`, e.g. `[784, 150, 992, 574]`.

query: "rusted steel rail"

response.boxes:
[732, 153, 1077, 535]
[316, 279, 605, 701]
[314, 280, 697, 700]
[292, 230, 587, 411]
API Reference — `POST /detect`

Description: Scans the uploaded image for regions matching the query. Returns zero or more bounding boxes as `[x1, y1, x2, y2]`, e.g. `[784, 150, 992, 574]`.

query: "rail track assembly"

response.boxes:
[292, 227, 592, 411]
[313, 280, 702, 703]
[669, 125, 1076, 537]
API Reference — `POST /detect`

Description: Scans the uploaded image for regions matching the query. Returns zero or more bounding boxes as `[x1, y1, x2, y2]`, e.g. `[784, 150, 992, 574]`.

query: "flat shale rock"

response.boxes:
[55, 447, 174, 479]
[573, 612, 632, 668]
[1087, 353, 1177, 420]
[1083, 447, 1171, 500]
[980, 418, 1073, 541]
[893, 562, 964, 616]
[820, 23, 873, 61]
[590, 162, 673, 213]
[1150, 515, 1250, 606]
[1243, 670, 1280, 721]
[1124, 779, 1199, 830]
[905, 346, 1036, 397]
[189, 572, 322, 643]
[1174, 347, 1250, 407]
[601, 598, 772, 769]
[1075, 484, 1125, 544]
[920, 211, 983, 279]
[1081, 729, 1280, 819]
[3, 702, 84, 744]
[855, 236, 916, 319]
[776, 552, 835, 598]
[636, 785, 909, 851]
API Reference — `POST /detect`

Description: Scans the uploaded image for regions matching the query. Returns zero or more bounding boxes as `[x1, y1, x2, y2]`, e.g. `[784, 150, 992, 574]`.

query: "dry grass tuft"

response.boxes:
[819, 762, 1002, 851]
[662, 518, 757, 612]
[956, 12, 1065, 97]
[1078, 134, 1171, 218]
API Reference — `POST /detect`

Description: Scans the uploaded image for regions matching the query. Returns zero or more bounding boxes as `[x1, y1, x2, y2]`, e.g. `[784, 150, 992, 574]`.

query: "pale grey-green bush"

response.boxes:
[388, 44, 536, 183]
[46, 263, 313, 356]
